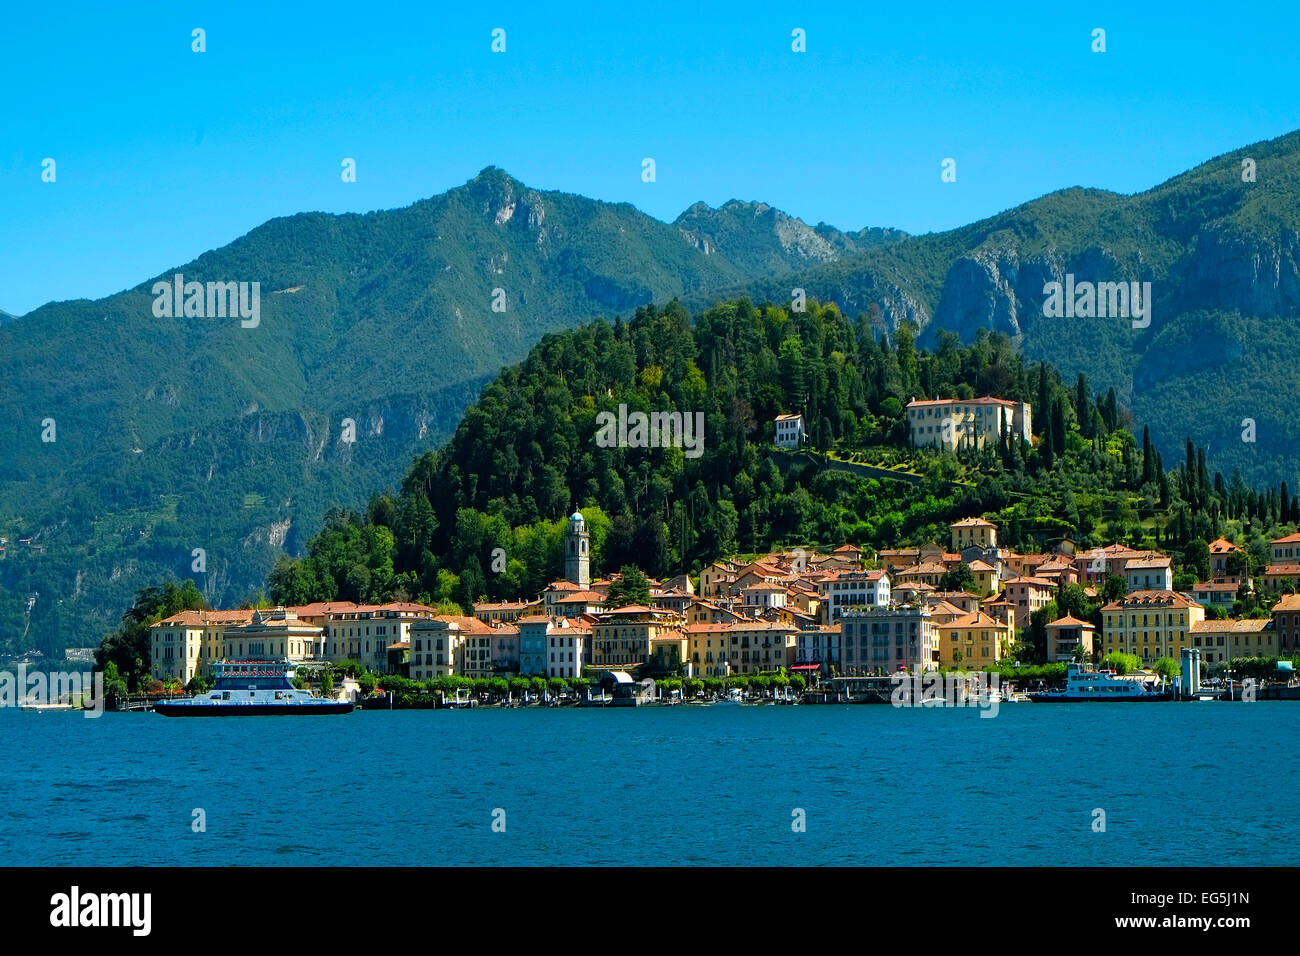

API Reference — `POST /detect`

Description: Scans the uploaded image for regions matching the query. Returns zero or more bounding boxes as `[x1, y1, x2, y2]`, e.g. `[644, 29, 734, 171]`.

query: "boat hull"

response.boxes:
[1027, 692, 1173, 703]
[154, 701, 354, 716]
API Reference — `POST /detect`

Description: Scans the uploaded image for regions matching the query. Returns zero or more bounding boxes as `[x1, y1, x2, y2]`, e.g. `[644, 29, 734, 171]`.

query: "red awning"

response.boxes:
[790, 664, 821, 671]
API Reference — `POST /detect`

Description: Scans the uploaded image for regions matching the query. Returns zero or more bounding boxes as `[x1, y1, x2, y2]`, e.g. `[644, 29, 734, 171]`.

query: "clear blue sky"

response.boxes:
[3, 0, 1297, 316]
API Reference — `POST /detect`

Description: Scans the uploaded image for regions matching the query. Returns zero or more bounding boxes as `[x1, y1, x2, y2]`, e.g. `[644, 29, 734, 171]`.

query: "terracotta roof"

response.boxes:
[907, 397, 1017, 409]
[1208, 537, 1243, 554]
[951, 517, 996, 527]
[1273, 594, 1300, 612]
[1272, 533, 1300, 544]
[942, 611, 1009, 629]
[1046, 614, 1094, 629]
[685, 621, 798, 634]
[1126, 556, 1171, 570]
[1002, 575, 1055, 588]
[1102, 590, 1202, 611]
[555, 591, 607, 603]
[1192, 618, 1271, 633]
[152, 609, 256, 627]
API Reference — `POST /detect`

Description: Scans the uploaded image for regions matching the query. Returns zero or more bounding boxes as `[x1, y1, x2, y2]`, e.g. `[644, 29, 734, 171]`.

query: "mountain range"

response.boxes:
[4, 130, 1300, 651]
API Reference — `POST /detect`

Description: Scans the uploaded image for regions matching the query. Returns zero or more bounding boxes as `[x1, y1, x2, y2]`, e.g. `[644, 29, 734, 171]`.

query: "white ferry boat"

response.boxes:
[1028, 662, 1171, 702]
[153, 660, 353, 716]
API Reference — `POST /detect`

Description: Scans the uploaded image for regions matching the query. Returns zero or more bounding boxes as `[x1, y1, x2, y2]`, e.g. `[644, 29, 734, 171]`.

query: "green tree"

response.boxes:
[606, 565, 651, 606]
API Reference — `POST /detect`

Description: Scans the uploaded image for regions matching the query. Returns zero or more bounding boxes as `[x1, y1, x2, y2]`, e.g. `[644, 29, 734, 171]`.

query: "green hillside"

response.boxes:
[265, 298, 1297, 615]
[0, 169, 871, 652]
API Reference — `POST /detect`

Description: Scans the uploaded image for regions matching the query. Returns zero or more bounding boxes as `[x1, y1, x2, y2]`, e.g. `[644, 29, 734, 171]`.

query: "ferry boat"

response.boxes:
[153, 660, 353, 716]
[1028, 662, 1171, 702]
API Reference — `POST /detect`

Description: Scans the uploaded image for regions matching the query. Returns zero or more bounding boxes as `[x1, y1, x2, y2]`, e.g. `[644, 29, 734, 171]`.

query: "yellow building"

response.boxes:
[222, 608, 323, 664]
[937, 610, 1013, 670]
[950, 517, 998, 551]
[1045, 614, 1096, 663]
[1193, 618, 1275, 665]
[149, 609, 255, 683]
[907, 397, 1031, 452]
[967, 559, 1001, 595]
[409, 616, 499, 680]
[999, 575, 1055, 628]
[700, 560, 739, 599]
[685, 621, 798, 676]
[1101, 590, 1205, 665]
[590, 606, 684, 670]
[315, 602, 440, 673]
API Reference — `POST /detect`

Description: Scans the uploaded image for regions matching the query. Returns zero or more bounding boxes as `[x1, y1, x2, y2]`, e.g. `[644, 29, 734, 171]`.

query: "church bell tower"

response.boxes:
[565, 511, 590, 589]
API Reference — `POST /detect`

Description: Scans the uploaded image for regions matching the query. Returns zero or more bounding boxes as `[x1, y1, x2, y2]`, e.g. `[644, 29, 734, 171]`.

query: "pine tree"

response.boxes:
[1075, 374, 1091, 438]
[1141, 426, 1155, 484]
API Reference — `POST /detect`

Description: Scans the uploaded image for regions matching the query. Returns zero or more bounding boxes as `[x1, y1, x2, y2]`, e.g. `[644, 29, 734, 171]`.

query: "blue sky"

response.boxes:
[2, 0, 1297, 316]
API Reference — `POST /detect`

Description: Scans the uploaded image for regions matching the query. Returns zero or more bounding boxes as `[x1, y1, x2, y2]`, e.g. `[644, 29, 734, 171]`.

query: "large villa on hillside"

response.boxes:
[905, 396, 1032, 451]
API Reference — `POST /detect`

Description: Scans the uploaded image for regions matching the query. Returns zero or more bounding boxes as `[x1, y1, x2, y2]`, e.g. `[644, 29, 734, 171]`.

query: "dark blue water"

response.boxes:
[0, 702, 1292, 866]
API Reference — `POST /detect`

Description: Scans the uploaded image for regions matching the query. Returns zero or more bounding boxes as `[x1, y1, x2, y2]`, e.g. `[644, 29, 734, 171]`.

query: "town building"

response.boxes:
[794, 624, 842, 677]
[148, 609, 256, 683]
[1100, 591, 1204, 664]
[1045, 614, 1096, 663]
[817, 569, 891, 622]
[409, 616, 500, 681]
[1124, 555, 1173, 593]
[999, 575, 1055, 628]
[316, 603, 439, 673]
[1208, 537, 1245, 577]
[839, 604, 936, 674]
[1271, 593, 1300, 655]
[936, 610, 1014, 669]
[546, 619, 588, 679]
[1191, 618, 1274, 664]
[473, 601, 535, 624]
[950, 517, 998, 551]
[906, 397, 1032, 451]
[773, 413, 807, 448]
[589, 606, 684, 671]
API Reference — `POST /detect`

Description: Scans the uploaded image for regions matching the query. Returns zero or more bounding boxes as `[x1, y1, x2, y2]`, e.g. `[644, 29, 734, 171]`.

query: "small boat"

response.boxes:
[1028, 663, 1172, 702]
[19, 701, 77, 712]
[154, 660, 353, 716]
[712, 688, 745, 706]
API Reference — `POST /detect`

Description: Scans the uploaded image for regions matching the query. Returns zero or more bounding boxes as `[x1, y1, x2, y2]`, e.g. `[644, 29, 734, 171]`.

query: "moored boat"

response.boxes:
[1028, 662, 1171, 702]
[153, 660, 353, 716]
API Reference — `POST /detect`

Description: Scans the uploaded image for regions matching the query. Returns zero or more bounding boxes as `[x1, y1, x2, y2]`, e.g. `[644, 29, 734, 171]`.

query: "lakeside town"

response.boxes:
[136, 500, 1300, 706]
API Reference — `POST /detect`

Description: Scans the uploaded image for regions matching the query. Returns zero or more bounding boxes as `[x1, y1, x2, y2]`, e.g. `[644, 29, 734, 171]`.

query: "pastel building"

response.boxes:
[316, 603, 439, 673]
[839, 604, 937, 674]
[1192, 618, 1274, 664]
[773, 413, 807, 448]
[906, 397, 1031, 452]
[1045, 614, 1096, 663]
[817, 569, 890, 621]
[950, 517, 998, 551]
[1100, 591, 1204, 664]
[937, 610, 1014, 669]
[1125, 555, 1173, 594]
[590, 606, 684, 670]
[148, 609, 255, 684]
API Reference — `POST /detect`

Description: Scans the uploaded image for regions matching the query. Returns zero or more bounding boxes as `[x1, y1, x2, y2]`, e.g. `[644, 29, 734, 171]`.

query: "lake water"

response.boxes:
[0, 702, 1292, 866]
